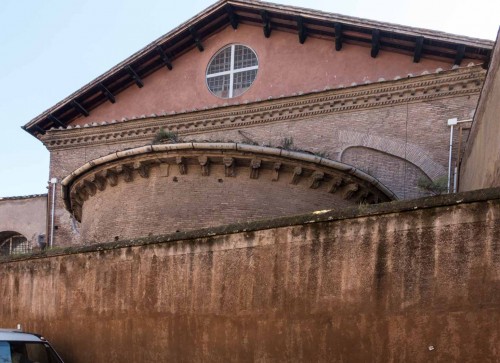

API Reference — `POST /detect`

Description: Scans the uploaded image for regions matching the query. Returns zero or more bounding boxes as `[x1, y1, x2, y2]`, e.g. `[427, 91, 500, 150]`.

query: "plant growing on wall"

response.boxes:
[152, 128, 179, 144]
[278, 137, 330, 158]
[280, 137, 295, 150]
[417, 176, 448, 195]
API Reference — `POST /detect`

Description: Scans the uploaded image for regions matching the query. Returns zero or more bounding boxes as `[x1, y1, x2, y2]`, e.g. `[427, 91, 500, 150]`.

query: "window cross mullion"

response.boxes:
[207, 70, 231, 78]
[229, 44, 235, 98]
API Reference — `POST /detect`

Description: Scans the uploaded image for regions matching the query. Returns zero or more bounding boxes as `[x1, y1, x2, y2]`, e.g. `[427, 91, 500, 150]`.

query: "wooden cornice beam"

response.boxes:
[48, 114, 65, 128]
[71, 100, 89, 117]
[32, 125, 46, 135]
[260, 10, 271, 38]
[413, 36, 424, 63]
[454, 44, 466, 66]
[188, 26, 204, 52]
[334, 23, 343, 51]
[296, 16, 307, 44]
[371, 29, 380, 58]
[155, 46, 173, 70]
[481, 54, 491, 70]
[99, 83, 115, 104]
[126, 66, 144, 88]
[225, 4, 239, 29]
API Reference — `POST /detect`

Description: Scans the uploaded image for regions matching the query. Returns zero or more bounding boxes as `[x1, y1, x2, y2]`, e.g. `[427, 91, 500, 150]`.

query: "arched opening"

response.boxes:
[0, 231, 30, 256]
[341, 146, 434, 200]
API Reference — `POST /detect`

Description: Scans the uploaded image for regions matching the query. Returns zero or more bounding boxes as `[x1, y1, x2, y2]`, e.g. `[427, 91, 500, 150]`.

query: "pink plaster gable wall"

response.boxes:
[70, 24, 476, 126]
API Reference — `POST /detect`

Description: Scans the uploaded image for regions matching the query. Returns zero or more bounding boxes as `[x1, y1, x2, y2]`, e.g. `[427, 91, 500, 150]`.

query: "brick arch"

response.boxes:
[338, 130, 446, 180]
[0, 223, 35, 247]
[341, 146, 434, 199]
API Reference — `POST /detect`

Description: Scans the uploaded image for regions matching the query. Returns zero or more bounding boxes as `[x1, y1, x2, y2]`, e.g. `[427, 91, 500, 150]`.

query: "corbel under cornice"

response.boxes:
[61, 143, 398, 222]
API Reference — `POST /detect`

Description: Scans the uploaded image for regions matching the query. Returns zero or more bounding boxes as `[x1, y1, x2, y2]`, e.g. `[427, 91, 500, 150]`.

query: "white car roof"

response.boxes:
[0, 330, 43, 342]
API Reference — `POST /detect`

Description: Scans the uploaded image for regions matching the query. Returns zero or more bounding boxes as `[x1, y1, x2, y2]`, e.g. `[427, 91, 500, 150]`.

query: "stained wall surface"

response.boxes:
[460, 29, 500, 191]
[1, 189, 499, 362]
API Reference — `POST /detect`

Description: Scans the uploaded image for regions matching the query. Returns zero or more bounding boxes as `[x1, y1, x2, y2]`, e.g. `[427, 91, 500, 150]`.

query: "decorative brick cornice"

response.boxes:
[61, 143, 398, 222]
[41, 66, 486, 151]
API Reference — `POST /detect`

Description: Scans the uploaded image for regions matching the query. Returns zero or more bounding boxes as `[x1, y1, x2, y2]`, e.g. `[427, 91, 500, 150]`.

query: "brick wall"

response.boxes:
[342, 146, 431, 199]
[44, 68, 482, 246]
[79, 159, 361, 243]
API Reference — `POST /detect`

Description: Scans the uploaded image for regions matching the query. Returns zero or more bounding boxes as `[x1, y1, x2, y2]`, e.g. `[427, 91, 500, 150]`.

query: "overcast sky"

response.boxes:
[0, 0, 498, 197]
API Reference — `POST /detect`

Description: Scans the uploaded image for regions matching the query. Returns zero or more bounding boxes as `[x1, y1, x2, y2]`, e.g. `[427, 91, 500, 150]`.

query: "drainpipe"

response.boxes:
[453, 167, 458, 193]
[447, 118, 457, 193]
[49, 178, 57, 248]
[447, 118, 473, 193]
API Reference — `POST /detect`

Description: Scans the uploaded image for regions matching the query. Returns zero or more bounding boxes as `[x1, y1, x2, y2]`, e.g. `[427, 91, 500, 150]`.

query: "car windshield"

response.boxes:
[0, 341, 63, 363]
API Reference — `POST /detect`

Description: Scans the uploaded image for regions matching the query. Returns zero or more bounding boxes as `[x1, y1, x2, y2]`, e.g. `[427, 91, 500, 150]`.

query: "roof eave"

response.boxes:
[23, 0, 495, 137]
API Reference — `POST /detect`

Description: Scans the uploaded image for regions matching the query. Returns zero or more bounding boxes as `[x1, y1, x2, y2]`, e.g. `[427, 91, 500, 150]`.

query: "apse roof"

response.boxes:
[23, 0, 494, 137]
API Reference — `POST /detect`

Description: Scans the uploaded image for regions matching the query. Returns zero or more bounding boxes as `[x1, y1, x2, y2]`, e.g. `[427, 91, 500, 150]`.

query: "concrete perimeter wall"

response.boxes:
[1, 189, 499, 362]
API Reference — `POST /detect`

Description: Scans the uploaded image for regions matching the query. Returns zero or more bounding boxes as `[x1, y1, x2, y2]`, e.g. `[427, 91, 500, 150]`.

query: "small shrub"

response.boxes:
[314, 150, 330, 158]
[280, 137, 294, 150]
[153, 128, 179, 144]
[417, 176, 448, 195]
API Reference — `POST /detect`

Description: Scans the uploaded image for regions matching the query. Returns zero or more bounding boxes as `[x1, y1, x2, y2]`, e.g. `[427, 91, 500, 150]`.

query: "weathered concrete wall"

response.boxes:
[1, 189, 499, 362]
[0, 195, 47, 248]
[460, 29, 500, 191]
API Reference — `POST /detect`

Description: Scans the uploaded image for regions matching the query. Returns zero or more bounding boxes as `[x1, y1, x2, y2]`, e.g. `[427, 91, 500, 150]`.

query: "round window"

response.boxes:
[206, 44, 258, 99]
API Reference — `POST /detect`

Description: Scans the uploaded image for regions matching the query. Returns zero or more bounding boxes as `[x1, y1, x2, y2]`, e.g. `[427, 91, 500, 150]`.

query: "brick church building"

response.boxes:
[10, 0, 495, 247]
[1, 1, 500, 361]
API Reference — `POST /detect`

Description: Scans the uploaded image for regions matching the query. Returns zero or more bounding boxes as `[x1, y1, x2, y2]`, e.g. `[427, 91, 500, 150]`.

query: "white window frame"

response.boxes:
[206, 44, 259, 99]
